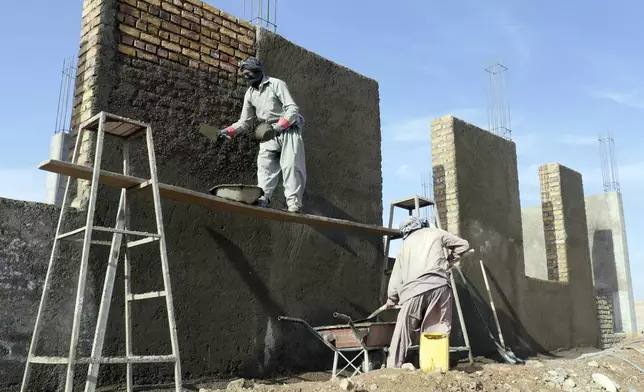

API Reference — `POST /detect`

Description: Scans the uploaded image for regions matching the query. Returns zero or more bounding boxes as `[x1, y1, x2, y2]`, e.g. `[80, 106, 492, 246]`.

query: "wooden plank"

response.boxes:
[39, 160, 399, 237]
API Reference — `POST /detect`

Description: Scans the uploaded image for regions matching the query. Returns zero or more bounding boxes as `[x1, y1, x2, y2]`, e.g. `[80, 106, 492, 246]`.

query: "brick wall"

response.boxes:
[431, 116, 459, 233]
[115, 0, 254, 79]
[539, 164, 569, 282]
[596, 291, 627, 348]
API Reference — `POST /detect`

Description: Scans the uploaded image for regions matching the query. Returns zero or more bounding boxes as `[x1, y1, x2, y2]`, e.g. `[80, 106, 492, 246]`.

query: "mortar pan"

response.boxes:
[208, 184, 264, 204]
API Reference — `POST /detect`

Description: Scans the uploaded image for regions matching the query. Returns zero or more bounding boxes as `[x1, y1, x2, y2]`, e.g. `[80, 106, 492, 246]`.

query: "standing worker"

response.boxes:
[385, 216, 470, 368]
[219, 56, 306, 213]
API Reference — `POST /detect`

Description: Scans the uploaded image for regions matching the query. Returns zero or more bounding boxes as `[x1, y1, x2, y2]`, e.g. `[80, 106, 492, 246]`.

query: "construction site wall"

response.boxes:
[586, 192, 636, 343]
[0, 198, 94, 389]
[0, 0, 385, 388]
[431, 116, 599, 356]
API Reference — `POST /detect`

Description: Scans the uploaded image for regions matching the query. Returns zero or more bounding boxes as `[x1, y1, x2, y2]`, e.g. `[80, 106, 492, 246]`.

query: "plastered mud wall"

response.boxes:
[585, 192, 636, 335]
[431, 116, 599, 355]
[29, 0, 385, 387]
[0, 198, 95, 390]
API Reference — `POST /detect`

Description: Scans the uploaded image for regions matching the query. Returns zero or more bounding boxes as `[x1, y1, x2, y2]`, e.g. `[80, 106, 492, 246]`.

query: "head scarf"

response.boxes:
[239, 57, 264, 87]
[399, 216, 430, 239]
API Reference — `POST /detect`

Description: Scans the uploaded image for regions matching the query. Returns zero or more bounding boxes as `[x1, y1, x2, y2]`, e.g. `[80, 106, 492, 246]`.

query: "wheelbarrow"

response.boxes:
[278, 312, 396, 379]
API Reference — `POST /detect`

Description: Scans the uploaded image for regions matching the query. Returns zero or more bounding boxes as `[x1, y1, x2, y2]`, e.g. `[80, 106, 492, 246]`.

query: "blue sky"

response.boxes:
[0, 1, 641, 300]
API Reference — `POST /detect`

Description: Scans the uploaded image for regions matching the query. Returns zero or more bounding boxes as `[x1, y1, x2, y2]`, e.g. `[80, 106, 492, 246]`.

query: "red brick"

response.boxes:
[201, 18, 218, 30]
[203, 10, 215, 21]
[122, 34, 135, 46]
[161, 1, 181, 14]
[140, 12, 162, 26]
[178, 55, 190, 66]
[219, 61, 236, 73]
[161, 21, 181, 34]
[136, 20, 148, 31]
[202, 3, 219, 15]
[120, 4, 140, 17]
[221, 35, 230, 45]
[136, 48, 158, 62]
[220, 53, 229, 62]
[181, 10, 200, 23]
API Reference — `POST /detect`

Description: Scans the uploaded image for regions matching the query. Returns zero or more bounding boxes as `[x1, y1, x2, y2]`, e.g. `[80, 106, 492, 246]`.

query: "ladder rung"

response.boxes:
[67, 239, 113, 246]
[29, 356, 68, 364]
[127, 180, 153, 192]
[127, 237, 159, 248]
[128, 291, 166, 301]
[94, 226, 161, 238]
[56, 226, 87, 239]
[30, 355, 175, 365]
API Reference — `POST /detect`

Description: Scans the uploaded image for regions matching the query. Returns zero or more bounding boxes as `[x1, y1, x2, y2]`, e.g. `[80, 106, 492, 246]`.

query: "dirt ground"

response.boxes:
[192, 338, 644, 392]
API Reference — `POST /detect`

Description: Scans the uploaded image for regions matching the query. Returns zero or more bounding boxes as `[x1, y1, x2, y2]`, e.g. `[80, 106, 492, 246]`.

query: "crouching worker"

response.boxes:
[385, 216, 470, 368]
[219, 56, 306, 213]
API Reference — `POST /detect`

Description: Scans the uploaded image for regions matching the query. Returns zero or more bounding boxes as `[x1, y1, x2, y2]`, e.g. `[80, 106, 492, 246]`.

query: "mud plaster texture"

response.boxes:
[431, 117, 599, 358]
[585, 192, 637, 334]
[0, 198, 98, 391]
[45, 27, 384, 387]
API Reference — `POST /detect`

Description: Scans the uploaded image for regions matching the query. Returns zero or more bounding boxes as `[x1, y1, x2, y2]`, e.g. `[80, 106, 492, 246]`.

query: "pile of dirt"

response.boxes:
[207, 339, 644, 392]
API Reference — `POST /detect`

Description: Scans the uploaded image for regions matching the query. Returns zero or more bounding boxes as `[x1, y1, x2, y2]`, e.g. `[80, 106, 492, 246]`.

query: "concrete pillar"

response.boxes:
[44, 132, 72, 206]
[586, 192, 637, 334]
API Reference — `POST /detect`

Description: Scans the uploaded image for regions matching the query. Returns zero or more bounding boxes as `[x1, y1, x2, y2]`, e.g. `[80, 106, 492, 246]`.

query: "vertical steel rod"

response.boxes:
[122, 140, 134, 392]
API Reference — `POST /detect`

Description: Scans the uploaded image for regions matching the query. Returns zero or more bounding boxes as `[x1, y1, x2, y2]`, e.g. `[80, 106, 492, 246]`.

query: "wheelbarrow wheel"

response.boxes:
[366, 349, 387, 371]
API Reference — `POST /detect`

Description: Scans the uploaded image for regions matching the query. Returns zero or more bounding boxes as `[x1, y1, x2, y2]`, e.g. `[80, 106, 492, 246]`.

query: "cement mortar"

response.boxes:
[436, 117, 599, 357]
[60, 27, 384, 387]
[585, 192, 637, 334]
[0, 198, 94, 390]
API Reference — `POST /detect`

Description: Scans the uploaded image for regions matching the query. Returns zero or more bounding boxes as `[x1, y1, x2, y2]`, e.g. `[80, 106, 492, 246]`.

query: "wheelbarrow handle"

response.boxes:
[333, 312, 352, 323]
[277, 316, 306, 324]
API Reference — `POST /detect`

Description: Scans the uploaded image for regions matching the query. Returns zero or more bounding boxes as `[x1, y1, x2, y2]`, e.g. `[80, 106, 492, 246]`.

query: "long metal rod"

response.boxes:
[122, 141, 134, 392]
[480, 259, 506, 349]
[84, 189, 127, 392]
[450, 270, 473, 364]
[65, 112, 107, 392]
[21, 124, 86, 392]
[145, 125, 182, 392]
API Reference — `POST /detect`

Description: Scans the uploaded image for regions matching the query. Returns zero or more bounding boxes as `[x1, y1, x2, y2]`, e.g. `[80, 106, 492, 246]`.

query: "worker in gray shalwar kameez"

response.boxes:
[220, 56, 306, 213]
[385, 216, 470, 368]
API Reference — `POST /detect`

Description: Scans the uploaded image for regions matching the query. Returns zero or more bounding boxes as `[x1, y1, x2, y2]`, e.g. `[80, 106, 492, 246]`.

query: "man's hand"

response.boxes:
[271, 122, 285, 136]
[219, 128, 233, 140]
[385, 298, 397, 309]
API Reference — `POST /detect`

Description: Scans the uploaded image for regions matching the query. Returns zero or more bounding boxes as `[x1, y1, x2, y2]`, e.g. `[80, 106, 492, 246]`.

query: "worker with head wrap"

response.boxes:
[385, 216, 470, 368]
[219, 56, 306, 213]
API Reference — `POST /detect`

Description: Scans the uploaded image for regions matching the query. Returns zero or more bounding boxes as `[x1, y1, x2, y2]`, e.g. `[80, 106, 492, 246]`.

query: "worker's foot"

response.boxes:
[287, 205, 302, 213]
[255, 196, 270, 208]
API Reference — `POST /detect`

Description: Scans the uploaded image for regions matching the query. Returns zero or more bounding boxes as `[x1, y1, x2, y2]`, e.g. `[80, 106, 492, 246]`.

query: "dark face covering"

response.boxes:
[244, 70, 264, 88]
[240, 56, 265, 88]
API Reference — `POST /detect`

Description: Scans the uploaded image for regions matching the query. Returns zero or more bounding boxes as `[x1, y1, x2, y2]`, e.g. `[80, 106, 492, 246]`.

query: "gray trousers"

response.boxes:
[386, 285, 453, 368]
[257, 126, 306, 208]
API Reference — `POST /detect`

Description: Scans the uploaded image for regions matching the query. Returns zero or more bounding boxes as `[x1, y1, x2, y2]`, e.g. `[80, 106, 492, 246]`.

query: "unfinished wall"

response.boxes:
[0, 198, 96, 390]
[586, 192, 636, 335]
[22, 0, 384, 387]
[521, 206, 547, 280]
[431, 116, 599, 355]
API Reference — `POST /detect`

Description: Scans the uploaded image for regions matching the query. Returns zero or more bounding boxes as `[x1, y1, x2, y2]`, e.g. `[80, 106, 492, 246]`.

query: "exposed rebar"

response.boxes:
[599, 129, 620, 192]
[485, 61, 512, 140]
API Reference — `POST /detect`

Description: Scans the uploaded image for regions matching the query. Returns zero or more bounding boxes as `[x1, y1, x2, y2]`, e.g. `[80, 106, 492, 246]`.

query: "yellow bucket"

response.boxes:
[419, 333, 449, 373]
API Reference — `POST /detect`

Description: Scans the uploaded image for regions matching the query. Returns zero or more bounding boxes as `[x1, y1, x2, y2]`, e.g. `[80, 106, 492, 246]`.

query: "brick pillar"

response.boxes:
[431, 116, 459, 233]
[539, 164, 569, 282]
